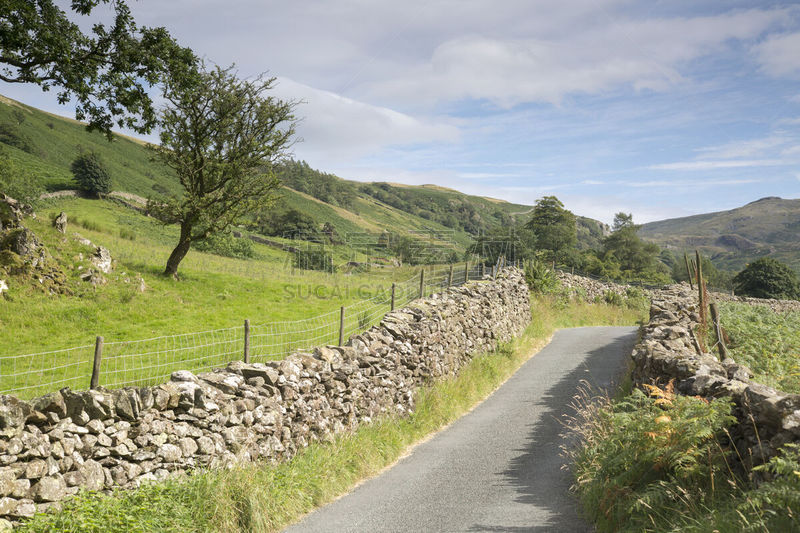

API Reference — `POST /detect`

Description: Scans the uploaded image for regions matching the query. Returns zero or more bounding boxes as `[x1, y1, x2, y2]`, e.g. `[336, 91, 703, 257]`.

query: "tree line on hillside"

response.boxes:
[470, 195, 800, 299]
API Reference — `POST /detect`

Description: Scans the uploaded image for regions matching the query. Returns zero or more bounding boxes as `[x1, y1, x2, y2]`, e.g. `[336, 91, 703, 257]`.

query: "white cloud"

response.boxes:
[362, 9, 785, 107]
[755, 32, 800, 77]
[270, 78, 459, 164]
[648, 159, 785, 171]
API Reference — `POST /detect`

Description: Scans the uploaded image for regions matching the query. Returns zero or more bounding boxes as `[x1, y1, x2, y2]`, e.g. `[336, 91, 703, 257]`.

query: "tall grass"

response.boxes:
[716, 302, 800, 393]
[568, 383, 800, 532]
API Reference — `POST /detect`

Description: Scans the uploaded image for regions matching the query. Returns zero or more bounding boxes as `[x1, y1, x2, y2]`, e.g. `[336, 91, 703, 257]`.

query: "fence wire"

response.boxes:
[1, 262, 514, 399]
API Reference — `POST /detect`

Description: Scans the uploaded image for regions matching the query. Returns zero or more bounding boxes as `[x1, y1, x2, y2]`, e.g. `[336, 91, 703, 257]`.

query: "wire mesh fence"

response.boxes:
[1, 261, 513, 399]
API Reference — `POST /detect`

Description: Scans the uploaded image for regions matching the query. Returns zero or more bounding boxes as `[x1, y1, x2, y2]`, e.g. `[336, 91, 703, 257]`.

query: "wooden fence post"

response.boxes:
[90, 336, 103, 390]
[419, 268, 425, 299]
[464, 261, 469, 284]
[391, 283, 396, 311]
[243, 319, 250, 364]
[481, 263, 486, 277]
[448, 264, 454, 287]
[683, 252, 693, 289]
[338, 306, 345, 346]
[709, 303, 728, 361]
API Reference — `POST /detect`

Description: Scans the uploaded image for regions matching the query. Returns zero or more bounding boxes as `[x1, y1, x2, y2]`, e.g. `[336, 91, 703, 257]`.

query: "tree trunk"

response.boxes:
[164, 224, 192, 278]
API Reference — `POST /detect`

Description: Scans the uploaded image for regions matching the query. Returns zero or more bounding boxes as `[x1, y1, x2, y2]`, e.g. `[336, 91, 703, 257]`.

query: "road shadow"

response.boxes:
[468, 327, 638, 533]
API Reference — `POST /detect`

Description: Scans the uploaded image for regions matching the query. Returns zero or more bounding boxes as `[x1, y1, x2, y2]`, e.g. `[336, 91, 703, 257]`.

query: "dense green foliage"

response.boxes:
[524, 196, 577, 263]
[717, 302, 800, 393]
[275, 160, 355, 209]
[733, 257, 800, 300]
[70, 151, 111, 196]
[570, 386, 800, 532]
[150, 64, 296, 277]
[0, 0, 196, 137]
[523, 259, 558, 294]
[250, 203, 319, 239]
[190, 231, 254, 260]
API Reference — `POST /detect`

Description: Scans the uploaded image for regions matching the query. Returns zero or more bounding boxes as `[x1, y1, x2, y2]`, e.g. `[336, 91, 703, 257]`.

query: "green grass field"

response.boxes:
[1, 196, 470, 398]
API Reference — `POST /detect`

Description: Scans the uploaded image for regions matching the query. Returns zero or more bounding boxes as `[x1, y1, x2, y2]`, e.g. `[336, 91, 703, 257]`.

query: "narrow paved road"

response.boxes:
[285, 326, 638, 533]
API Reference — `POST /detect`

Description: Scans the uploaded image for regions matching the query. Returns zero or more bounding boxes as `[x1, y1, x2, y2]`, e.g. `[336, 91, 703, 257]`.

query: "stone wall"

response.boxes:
[631, 283, 800, 469]
[0, 269, 530, 524]
[556, 271, 657, 301]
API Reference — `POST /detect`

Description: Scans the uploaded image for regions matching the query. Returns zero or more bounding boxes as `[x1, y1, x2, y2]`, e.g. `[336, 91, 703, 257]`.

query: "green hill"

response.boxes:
[0, 93, 615, 258]
[640, 197, 800, 273]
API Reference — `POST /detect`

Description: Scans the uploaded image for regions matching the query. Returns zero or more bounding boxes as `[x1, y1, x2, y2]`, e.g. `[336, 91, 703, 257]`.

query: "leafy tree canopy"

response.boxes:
[150, 63, 297, 277]
[524, 196, 577, 263]
[599, 213, 669, 283]
[0, 0, 196, 138]
[733, 257, 799, 300]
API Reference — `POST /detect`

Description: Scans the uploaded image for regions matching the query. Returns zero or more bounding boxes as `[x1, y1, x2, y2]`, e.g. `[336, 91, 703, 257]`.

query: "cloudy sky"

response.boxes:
[4, 0, 800, 223]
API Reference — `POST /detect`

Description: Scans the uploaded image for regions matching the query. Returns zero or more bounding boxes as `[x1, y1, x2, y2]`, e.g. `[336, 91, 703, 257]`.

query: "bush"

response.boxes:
[733, 257, 799, 300]
[524, 259, 558, 293]
[568, 385, 736, 532]
[192, 231, 254, 259]
[71, 151, 111, 196]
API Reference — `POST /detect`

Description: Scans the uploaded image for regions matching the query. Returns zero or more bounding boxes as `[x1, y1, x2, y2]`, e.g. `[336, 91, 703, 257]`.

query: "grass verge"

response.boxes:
[18, 295, 644, 533]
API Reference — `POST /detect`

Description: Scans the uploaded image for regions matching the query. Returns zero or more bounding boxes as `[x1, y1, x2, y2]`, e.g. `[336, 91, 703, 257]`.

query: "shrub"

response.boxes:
[192, 231, 254, 259]
[71, 151, 111, 196]
[602, 290, 624, 306]
[524, 259, 558, 293]
[733, 257, 799, 300]
[568, 385, 736, 532]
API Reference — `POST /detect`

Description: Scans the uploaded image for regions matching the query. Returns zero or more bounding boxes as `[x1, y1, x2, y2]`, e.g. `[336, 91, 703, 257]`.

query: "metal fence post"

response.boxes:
[90, 336, 103, 390]
[391, 283, 396, 311]
[418, 268, 425, 299]
[243, 319, 250, 364]
[338, 306, 345, 346]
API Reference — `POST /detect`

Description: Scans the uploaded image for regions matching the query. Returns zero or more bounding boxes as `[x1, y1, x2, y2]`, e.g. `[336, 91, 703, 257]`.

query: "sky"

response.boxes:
[3, 0, 800, 224]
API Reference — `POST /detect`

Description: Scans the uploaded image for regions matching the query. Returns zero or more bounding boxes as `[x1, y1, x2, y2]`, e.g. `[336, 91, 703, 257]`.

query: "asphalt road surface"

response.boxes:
[284, 326, 639, 533]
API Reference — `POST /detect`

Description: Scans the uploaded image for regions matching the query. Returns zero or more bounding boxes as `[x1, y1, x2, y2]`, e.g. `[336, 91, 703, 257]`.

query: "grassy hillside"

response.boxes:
[640, 197, 800, 273]
[0, 96, 179, 197]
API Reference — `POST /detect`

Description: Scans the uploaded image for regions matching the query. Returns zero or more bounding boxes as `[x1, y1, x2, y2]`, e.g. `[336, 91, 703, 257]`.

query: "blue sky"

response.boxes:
[3, 0, 800, 223]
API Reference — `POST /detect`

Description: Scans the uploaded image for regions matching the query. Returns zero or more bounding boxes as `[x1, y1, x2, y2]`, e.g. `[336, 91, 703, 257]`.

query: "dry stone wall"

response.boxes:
[632, 284, 800, 468]
[0, 269, 530, 525]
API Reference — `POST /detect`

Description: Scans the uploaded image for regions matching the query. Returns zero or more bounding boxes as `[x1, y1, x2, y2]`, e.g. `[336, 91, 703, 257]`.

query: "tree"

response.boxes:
[524, 196, 577, 263]
[150, 64, 297, 278]
[733, 257, 799, 300]
[71, 151, 111, 197]
[600, 213, 669, 283]
[1, 0, 195, 138]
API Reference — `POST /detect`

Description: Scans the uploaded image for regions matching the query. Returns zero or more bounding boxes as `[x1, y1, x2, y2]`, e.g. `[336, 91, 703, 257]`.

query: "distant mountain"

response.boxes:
[640, 197, 800, 273]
